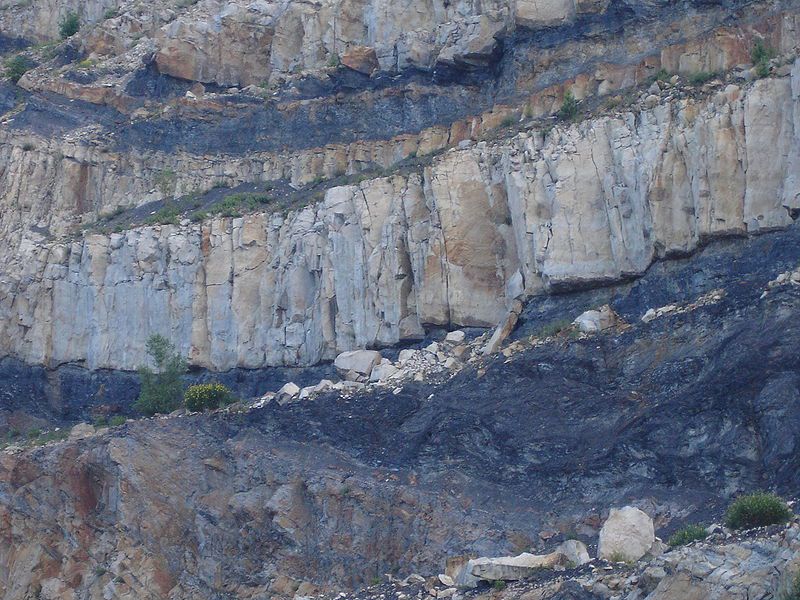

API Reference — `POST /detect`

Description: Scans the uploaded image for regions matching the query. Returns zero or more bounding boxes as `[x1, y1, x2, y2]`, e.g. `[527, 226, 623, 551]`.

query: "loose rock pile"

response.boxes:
[259, 331, 492, 405]
[312, 512, 800, 600]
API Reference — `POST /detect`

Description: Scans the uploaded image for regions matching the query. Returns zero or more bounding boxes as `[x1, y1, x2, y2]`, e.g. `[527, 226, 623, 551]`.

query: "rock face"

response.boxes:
[2, 222, 800, 597]
[3, 71, 800, 370]
[597, 506, 656, 562]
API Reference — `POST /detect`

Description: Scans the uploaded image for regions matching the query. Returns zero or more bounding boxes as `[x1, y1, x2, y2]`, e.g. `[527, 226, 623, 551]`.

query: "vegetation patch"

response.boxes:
[5, 55, 33, 83]
[558, 91, 579, 122]
[725, 492, 792, 529]
[688, 71, 718, 86]
[136, 334, 187, 416]
[536, 318, 574, 338]
[184, 383, 235, 412]
[751, 40, 776, 78]
[667, 523, 707, 547]
[59, 11, 80, 39]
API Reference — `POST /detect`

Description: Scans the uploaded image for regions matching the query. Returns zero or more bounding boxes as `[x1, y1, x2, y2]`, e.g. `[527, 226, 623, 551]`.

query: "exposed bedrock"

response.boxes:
[2, 0, 798, 252]
[1, 222, 799, 598]
[2, 70, 799, 370]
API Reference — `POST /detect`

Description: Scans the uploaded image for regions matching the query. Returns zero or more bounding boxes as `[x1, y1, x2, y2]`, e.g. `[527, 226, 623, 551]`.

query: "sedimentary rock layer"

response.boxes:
[2, 70, 798, 370]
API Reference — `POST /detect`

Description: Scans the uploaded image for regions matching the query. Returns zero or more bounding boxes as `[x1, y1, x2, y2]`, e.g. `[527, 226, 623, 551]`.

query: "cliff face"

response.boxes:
[2, 0, 800, 597]
[2, 71, 798, 370]
[0, 0, 798, 372]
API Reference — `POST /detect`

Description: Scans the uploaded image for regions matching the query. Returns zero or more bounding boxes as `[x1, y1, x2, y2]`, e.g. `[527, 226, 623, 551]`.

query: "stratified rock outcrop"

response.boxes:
[2, 70, 798, 370]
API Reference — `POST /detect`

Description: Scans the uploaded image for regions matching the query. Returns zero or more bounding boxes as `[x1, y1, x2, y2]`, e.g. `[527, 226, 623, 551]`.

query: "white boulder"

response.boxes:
[276, 382, 300, 405]
[597, 506, 655, 563]
[573, 305, 616, 333]
[445, 330, 466, 344]
[370, 359, 399, 382]
[69, 423, 95, 440]
[334, 350, 382, 380]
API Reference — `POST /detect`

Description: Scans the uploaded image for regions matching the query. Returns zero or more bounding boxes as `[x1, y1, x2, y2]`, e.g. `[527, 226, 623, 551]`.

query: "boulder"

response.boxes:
[69, 423, 95, 440]
[340, 45, 380, 75]
[370, 359, 399, 382]
[453, 542, 590, 588]
[398, 349, 417, 364]
[483, 299, 524, 355]
[573, 305, 616, 333]
[469, 551, 568, 581]
[598, 506, 655, 563]
[334, 350, 382, 380]
[445, 330, 466, 344]
[556, 539, 591, 566]
[276, 382, 300, 405]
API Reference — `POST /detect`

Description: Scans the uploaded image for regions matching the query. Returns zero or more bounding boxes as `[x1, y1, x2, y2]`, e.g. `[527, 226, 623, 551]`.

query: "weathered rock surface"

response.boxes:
[2, 70, 799, 370]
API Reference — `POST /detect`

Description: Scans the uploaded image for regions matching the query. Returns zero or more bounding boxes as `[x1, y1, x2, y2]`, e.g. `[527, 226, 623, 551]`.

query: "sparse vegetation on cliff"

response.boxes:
[668, 524, 707, 546]
[59, 11, 80, 39]
[184, 383, 235, 412]
[752, 40, 776, 78]
[558, 91, 579, 122]
[725, 492, 792, 530]
[136, 335, 187, 416]
[4, 55, 32, 83]
[688, 71, 718, 85]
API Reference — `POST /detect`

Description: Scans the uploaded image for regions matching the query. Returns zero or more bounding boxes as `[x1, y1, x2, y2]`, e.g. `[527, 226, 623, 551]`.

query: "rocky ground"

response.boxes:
[317, 520, 800, 600]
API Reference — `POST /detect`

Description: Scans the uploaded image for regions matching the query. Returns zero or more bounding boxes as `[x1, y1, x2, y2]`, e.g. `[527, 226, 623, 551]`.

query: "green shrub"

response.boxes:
[216, 192, 271, 217]
[5, 55, 32, 83]
[655, 68, 670, 82]
[135, 334, 187, 416]
[500, 115, 516, 128]
[59, 11, 80, 39]
[537, 318, 573, 338]
[751, 41, 776, 79]
[31, 429, 68, 446]
[155, 169, 177, 198]
[558, 90, 579, 122]
[688, 71, 717, 86]
[184, 383, 235, 412]
[146, 204, 180, 225]
[725, 492, 792, 529]
[668, 523, 707, 547]
[93, 416, 108, 427]
[109, 415, 127, 427]
[751, 40, 776, 66]
[103, 8, 118, 19]
[493, 580, 506, 591]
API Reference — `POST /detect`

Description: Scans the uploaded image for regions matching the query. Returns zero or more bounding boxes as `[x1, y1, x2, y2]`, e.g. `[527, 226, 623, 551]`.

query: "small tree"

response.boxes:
[751, 40, 776, 79]
[135, 334, 186, 416]
[5, 55, 32, 84]
[59, 11, 80, 39]
[558, 90, 579, 122]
